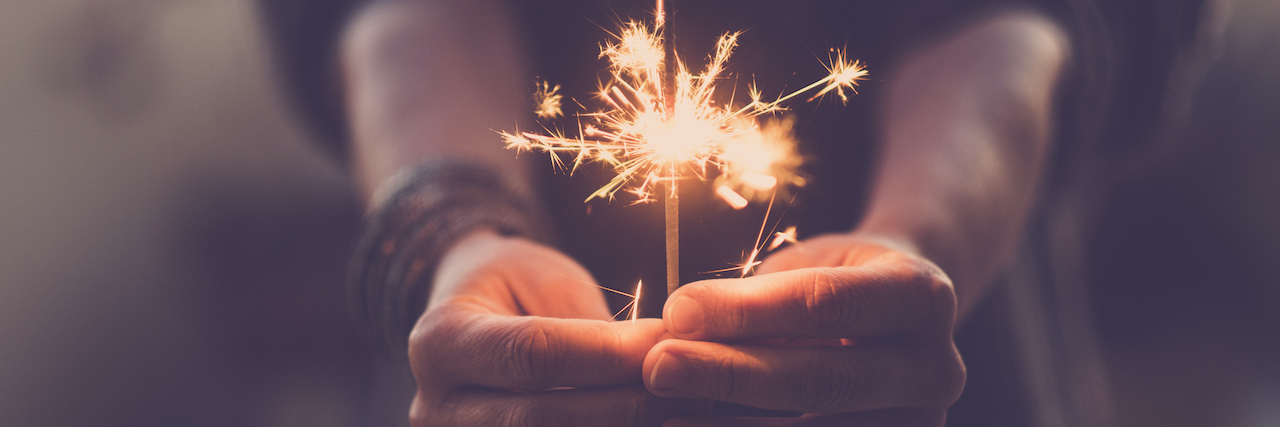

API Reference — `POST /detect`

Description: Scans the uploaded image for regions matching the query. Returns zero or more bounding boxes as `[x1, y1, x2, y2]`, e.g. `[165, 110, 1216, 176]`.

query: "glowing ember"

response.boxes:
[768, 225, 799, 251]
[716, 185, 750, 210]
[533, 81, 563, 119]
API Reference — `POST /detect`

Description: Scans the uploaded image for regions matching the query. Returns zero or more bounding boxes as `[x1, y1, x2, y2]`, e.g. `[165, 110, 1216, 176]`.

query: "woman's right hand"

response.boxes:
[407, 231, 681, 427]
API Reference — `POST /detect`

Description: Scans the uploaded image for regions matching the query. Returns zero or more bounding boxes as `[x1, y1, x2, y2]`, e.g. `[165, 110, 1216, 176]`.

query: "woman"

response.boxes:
[259, 0, 1218, 425]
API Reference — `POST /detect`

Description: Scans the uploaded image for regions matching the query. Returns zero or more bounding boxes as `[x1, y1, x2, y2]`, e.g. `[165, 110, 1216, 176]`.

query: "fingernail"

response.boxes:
[668, 296, 703, 335]
[649, 352, 688, 391]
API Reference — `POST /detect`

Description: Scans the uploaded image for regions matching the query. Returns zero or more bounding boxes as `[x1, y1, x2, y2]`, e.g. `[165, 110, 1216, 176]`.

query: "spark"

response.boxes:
[739, 195, 778, 277]
[702, 192, 801, 278]
[534, 80, 564, 119]
[595, 280, 644, 323]
[768, 225, 799, 251]
[500, 10, 865, 207]
[701, 193, 799, 278]
[630, 280, 643, 322]
[807, 47, 869, 104]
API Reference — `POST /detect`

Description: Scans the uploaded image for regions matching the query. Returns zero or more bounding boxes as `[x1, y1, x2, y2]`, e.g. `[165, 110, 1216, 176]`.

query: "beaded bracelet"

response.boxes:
[347, 161, 553, 351]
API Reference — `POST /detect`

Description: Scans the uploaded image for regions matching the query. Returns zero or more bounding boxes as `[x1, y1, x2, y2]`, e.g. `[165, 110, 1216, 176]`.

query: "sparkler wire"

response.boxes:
[661, 0, 680, 296]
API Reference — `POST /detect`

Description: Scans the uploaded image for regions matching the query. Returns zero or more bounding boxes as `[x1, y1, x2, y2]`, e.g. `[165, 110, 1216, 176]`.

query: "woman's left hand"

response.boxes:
[643, 233, 966, 426]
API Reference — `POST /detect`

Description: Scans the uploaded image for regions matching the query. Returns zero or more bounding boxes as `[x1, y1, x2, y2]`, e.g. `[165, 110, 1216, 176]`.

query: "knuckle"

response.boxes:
[409, 395, 428, 427]
[908, 345, 965, 409]
[406, 322, 435, 369]
[916, 266, 954, 305]
[728, 295, 751, 336]
[799, 356, 861, 413]
[507, 401, 552, 427]
[897, 261, 957, 329]
[503, 324, 559, 389]
[410, 392, 454, 427]
[709, 355, 749, 402]
[408, 309, 457, 378]
[623, 389, 650, 427]
[804, 270, 856, 334]
[926, 347, 967, 407]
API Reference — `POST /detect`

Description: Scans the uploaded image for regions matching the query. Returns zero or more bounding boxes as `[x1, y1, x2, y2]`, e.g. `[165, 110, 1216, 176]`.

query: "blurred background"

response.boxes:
[0, 0, 1276, 426]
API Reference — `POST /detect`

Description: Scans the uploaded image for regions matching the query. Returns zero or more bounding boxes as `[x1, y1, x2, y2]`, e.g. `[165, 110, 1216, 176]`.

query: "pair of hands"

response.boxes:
[407, 231, 965, 426]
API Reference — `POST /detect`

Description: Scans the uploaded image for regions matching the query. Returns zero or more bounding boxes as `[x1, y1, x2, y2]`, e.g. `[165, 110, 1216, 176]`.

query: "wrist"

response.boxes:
[347, 161, 553, 352]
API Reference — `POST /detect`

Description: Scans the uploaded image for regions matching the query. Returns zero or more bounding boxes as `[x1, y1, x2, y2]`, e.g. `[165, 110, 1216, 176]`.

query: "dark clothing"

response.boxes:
[257, 0, 1219, 425]
[257, 0, 365, 160]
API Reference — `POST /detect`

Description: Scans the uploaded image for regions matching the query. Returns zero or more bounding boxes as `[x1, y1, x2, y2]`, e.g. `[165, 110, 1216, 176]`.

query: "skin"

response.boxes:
[408, 230, 681, 426]
[339, 1, 1069, 425]
[343, 2, 686, 425]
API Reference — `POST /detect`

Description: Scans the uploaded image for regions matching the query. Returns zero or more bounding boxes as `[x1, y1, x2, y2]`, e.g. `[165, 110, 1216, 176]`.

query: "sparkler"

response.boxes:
[501, 0, 866, 297]
[599, 280, 644, 322]
[660, 0, 679, 297]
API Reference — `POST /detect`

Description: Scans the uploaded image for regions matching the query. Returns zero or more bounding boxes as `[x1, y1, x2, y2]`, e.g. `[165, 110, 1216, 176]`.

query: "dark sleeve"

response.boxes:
[256, 0, 372, 161]
[890, 0, 1216, 160]
[1085, 0, 1222, 159]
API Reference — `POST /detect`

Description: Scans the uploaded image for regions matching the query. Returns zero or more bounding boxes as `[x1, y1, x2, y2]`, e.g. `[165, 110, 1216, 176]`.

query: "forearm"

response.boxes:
[340, 0, 532, 209]
[856, 12, 1069, 319]
[340, 0, 555, 349]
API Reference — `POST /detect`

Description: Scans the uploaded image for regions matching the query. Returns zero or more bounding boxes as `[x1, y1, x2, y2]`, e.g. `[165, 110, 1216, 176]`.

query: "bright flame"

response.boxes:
[500, 11, 865, 207]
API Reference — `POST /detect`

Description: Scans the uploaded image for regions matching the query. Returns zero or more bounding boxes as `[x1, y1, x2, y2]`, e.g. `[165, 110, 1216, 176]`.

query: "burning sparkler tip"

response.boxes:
[507, 6, 862, 208]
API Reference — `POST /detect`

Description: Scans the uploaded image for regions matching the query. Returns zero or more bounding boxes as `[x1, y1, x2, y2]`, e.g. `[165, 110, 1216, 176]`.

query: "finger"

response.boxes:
[500, 245, 614, 320]
[433, 235, 613, 320]
[754, 245, 807, 276]
[756, 234, 921, 276]
[754, 234, 867, 275]
[643, 340, 964, 413]
[411, 385, 687, 427]
[661, 409, 946, 427]
[754, 238, 841, 276]
[414, 307, 666, 390]
[664, 263, 954, 341]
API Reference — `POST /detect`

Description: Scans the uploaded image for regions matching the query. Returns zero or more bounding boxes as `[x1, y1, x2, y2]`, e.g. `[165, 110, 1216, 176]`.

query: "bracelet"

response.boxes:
[347, 161, 553, 352]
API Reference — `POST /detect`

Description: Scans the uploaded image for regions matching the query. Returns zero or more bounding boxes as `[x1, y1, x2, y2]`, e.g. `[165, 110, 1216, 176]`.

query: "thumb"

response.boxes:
[755, 244, 810, 275]
[501, 243, 615, 321]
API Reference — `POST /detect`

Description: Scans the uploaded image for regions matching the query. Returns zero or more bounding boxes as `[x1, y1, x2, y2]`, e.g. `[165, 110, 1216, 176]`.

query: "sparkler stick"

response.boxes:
[660, 0, 680, 296]
[664, 179, 679, 295]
